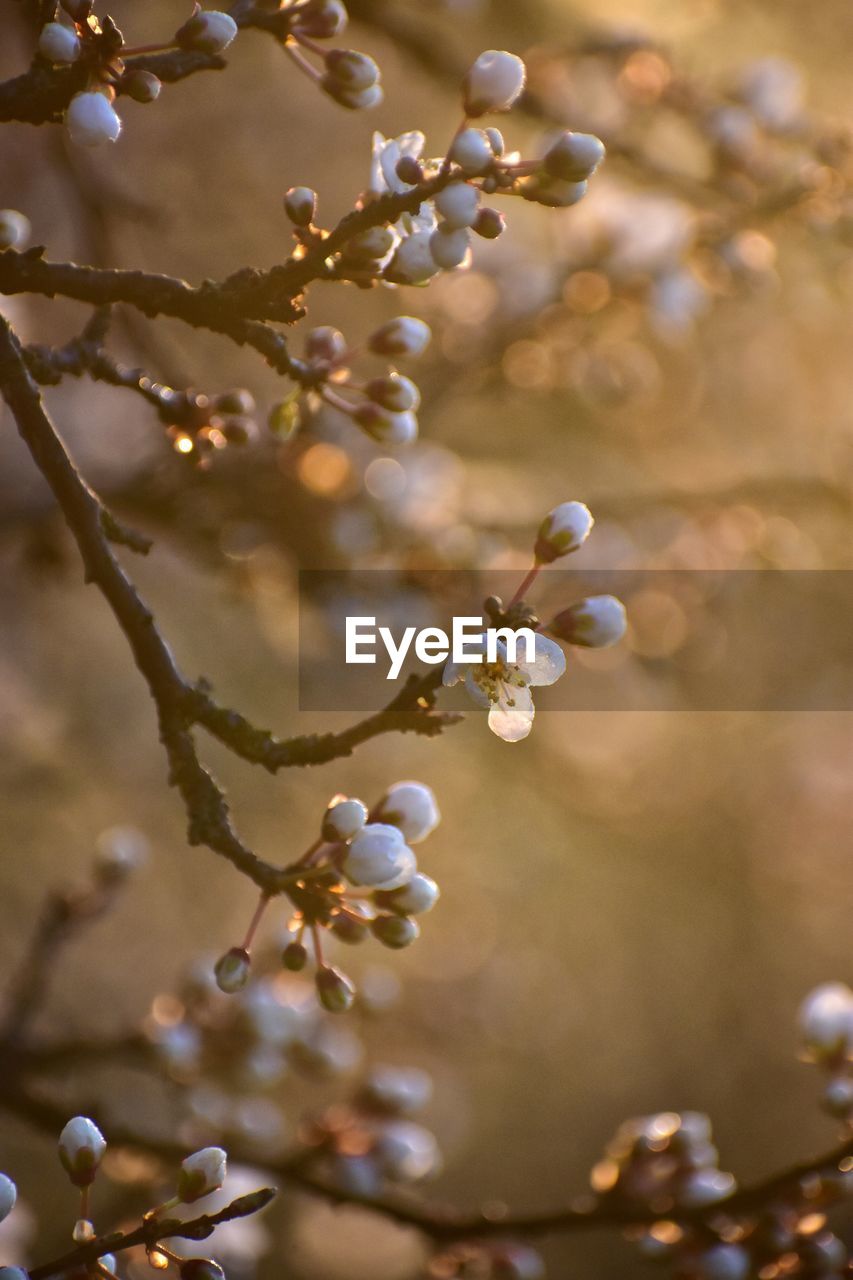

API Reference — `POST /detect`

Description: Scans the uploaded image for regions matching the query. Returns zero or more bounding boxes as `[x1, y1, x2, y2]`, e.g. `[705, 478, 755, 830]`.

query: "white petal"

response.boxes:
[464, 670, 492, 709]
[488, 685, 534, 741]
[442, 659, 465, 687]
[381, 131, 425, 192]
[518, 634, 566, 686]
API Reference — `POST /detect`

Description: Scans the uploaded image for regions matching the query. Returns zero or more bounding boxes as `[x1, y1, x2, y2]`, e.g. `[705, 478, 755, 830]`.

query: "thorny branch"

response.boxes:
[0, 313, 460, 897]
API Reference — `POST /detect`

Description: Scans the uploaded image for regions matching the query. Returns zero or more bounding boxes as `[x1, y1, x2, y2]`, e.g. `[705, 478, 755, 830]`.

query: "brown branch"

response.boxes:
[28, 1187, 277, 1280]
[0, 313, 459, 895]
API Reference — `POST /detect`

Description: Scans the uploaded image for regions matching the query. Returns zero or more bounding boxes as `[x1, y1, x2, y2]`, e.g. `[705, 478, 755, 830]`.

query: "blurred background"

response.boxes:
[1, 0, 853, 1276]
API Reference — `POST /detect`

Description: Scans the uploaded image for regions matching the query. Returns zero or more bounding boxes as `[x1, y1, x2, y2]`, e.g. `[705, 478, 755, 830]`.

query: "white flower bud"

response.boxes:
[535, 501, 593, 563]
[0, 1270, 29, 1280]
[176, 1147, 227, 1203]
[0, 211, 31, 252]
[543, 131, 606, 182]
[343, 824, 417, 889]
[315, 965, 356, 1013]
[73, 1219, 95, 1243]
[462, 50, 526, 116]
[214, 947, 251, 994]
[38, 21, 81, 63]
[550, 595, 626, 648]
[374, 782, 440, 843]
[378, 873, 440, 916]
[58, 1117, 106, 1187]
[696, 1244, 750, 1280]
[0, 1174, 16, 1224]
[66, 92, 121, 147]
[324, 82, 383, 110]
[429, 226, 470, 271]
[354, 403, 419, 446]
[100, 1257, 117, 1276]
[122, 70, 162, 103]
[485, 127, 505, 155]
[365, 373, 420, 413]
[322, 795, 368, 842]
[175, 10, 238, 54]
[434, 181, 481, 229]
[294, 0, 348, 39]
[375, 1120, 439, 1181]
[325, 49, 379, 92]
[305, 325, 347, 364]
[284, 186, 317, 227]
[385, 232, 439, 284]
[368, 316, 431, 358]
[371, 913, 420, 948]
[799, 982, 853, 1058]
[360, 1065, 432, 1114]
[522, 177, 588, 208]
[94, 824, 148, 884]
[448, 128, 493, 175]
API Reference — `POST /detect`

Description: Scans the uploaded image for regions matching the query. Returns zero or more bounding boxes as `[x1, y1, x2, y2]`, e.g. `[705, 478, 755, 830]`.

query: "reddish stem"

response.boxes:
[241, 892, 271, 952]
[508, 562, 541, 609]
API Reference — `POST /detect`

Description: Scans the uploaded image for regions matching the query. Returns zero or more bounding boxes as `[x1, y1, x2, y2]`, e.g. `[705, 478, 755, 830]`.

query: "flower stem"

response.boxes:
[508, 562, 541, 608]
[241, 892, 270, 952]
[283, 39, 323, 83]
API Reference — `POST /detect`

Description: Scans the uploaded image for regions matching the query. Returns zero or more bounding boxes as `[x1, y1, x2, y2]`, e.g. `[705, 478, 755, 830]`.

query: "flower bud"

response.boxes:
[331, 906, 371, 944]
[374, 781, 440, 844]
[284, 186, 317, 227]
[535, 501, 593, 563]
[66, 92, 121, 147]
[543, 131, 606, 181]
[822, 1075, 853, 1118]
[430, 226, 470, 271]
[38, 22, 81, 63]
[305, 325, 347, 364]
[94, 824, 148, 885]
[462, 50, 526, 116]
[175, 10, 238, 54]
[215, 388, 256, 415]
[322, 795, 368, 842]
[448, 128, 493, 175]
[549, 595, 626, 648]
[375, 1120, 438, 1180]
[122, 70, 162, 103]
[395, 156, 423, 186]
[359, 1066, 432, 1115]
[491, 1245, 546, 1280]
[343, 824, 417, 888]
[344, 226, 396, 262]
[485, 127, 505, 155]
[282, 941, 308, 971]
[214, 947, 251, 994]
[325, 49, 380, 92]
[58, 1117, 106, 1187]
[385, 232, 439, 284]
[365, 374, 420, 413]
[522, 176, 588, 208]
[73, 1219, 95, 1243]
[371, 913, 420, 949]
[180, 1261, 226, 1280]
[0, 211, 31, 252]
[316, 965, 356, 1013]
[376, 873, 440, 916]
[322, 80, 383, 110]
[177, 1147, 227, 1203]
[0, 1174, 16, 1224]
[473, 207, 505, 240]
[799, 982, 853, 1059]
[294, 0, 348, 38]
[368, 316, 431, 358]
[353, 403, 418, 446]
[434, 181, 480, 229]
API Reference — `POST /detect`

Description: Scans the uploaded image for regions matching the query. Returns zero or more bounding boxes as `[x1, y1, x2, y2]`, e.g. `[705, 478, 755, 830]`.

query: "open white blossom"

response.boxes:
[443, 633, 566, 742]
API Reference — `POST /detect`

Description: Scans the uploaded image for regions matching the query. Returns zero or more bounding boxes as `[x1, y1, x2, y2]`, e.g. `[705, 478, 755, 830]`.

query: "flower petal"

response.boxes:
[442, 659, 465, 687]
[488, 684, 534, 741]
[464, 669, 492, 708]
[517, 633, 566, 686]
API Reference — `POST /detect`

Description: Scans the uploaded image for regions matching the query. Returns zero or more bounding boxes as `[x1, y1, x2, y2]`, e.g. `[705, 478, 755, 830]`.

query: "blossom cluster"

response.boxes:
[212, 781, 440, 1013]
[799, 981, 853, 1121]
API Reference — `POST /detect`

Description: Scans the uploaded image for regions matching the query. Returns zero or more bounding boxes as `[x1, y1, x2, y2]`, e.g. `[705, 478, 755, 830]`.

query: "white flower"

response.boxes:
[443, 633, 566, 742]
[370, 131, 426, 196]
[375, 782, 440, 843]
[368, 316, 431, 357]
[550, 595, 627, 648]
[0, 1176, 16, 1225]
[58, 1117, 106, 1186]
[38, 21, 81, 63]
[65, 92, 121, 147]
[429, 226, 470, 270]
[799, 982, 853, 1058]
[535, 501, 593, 562]
[343, 824, 417, 888]
[322, 795, 368, 841]
[434, 181, 481, 229]
[176, 10, 238, 54]
[177, 1147, 227, 1203]
[385, 231, 439, 284]
[380, 873, 440, 915]
[462, 50, 526, 116]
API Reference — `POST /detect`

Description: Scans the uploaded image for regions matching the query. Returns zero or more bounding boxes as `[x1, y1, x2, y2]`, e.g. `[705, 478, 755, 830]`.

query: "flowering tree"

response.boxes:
[0, 3, 852, 1280]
